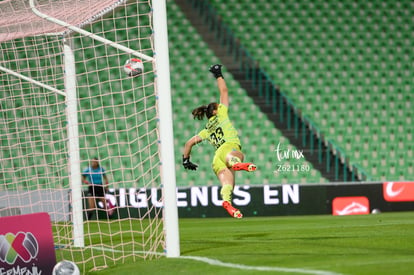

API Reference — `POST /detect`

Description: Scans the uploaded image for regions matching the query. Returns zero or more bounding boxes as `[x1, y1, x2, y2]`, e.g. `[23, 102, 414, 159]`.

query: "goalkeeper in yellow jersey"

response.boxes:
[182, 64, 256, 219]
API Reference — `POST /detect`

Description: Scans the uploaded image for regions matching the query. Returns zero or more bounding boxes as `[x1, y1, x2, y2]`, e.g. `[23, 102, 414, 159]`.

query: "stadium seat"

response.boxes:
[162, 2, 327, 186]
[209, 0, 413, 181]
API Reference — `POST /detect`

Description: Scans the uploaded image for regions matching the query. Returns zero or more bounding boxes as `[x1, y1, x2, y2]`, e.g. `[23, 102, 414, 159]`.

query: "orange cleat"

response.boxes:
[222, 201, 243, 219]
[232, 162, 257, 172]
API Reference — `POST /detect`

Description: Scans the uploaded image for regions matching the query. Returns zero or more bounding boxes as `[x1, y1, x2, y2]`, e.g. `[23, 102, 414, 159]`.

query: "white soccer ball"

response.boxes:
[371, 208, 381, 214]
[124, 58, 144, 77]
[52, 260, 80, 275]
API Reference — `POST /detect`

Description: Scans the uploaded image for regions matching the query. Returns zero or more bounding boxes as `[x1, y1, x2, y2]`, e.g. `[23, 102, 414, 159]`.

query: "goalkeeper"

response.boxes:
[182, 64, 256, 219]
[82, 157, 109, 220]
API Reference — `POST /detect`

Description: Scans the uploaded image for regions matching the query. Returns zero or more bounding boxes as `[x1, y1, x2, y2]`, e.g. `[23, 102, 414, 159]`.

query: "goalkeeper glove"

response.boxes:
[209, 64, 223, 79]
[182, 155, 198, 171]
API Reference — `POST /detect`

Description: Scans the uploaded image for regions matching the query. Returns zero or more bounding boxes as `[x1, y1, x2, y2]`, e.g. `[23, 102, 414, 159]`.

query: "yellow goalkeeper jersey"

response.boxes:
[197, 104, 241, 149]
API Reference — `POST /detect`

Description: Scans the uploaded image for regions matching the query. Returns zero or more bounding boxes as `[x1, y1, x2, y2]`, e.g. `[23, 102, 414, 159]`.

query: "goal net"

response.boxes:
[0, 0, 178, 272]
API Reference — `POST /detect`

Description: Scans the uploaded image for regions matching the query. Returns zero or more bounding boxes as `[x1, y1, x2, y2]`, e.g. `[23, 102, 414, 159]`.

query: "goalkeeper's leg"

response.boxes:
[213, 145, 258, 218]
[216, 168, 242, 219]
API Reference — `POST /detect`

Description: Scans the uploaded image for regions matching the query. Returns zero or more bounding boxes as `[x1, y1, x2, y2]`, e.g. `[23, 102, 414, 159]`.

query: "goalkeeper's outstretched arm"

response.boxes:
[182, 135, 202, 170]
[209, 64, 229, 107]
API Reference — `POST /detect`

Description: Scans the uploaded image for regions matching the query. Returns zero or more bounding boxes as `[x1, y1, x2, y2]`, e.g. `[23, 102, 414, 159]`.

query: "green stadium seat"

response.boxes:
[209, 0, 412, 181]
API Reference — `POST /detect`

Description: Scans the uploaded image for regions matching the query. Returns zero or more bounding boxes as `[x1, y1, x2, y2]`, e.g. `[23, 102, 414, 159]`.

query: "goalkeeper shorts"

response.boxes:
[212, 142, 242, 175]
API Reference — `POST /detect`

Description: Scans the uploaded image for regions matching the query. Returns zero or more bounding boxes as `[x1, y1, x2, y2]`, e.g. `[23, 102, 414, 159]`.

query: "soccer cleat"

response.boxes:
[232, 162, 257, 172]
[222, 201, 243, 219]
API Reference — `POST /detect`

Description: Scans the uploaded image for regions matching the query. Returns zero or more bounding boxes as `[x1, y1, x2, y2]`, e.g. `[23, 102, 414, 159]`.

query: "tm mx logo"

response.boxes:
[0, 232, 39, 264]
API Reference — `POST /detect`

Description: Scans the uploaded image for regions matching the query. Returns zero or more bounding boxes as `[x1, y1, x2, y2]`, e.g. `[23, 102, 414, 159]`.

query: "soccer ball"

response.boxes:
[371, 208, 381, 214]
[124, 58, 144, 77]
[52, 260, 80, 275]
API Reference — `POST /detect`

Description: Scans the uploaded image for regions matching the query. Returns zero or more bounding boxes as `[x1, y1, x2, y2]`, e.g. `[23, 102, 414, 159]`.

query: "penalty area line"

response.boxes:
[89, 246, 342, 275]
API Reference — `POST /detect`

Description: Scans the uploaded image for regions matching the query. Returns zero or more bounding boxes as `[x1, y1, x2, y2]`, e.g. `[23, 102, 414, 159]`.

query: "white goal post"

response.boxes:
[152, 0, 181, 258]
[0, 0, 179, 271]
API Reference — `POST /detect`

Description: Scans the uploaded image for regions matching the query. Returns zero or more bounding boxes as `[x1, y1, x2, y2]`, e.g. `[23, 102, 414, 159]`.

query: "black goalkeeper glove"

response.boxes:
[209, 64, 223, 79]
[182, 155, 198, 171]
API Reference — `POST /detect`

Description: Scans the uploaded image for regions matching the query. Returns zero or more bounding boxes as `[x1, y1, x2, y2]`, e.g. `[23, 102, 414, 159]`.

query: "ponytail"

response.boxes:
[192, 102, 218, 120]
[192, 105, 208, 120]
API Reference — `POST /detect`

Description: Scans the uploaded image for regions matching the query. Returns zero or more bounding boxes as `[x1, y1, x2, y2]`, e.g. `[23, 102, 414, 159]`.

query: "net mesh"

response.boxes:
[0, 0, 128, 41]
[0, 0, 164, 272]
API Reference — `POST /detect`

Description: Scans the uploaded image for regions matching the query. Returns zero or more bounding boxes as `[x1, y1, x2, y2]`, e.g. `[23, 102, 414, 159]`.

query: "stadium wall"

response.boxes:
[89, 182, 414, 219]
[2, 183, 412, 221]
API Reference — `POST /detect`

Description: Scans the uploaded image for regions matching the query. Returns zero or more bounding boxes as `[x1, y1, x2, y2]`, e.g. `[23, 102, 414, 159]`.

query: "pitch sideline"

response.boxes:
[89, 245, 342, 275]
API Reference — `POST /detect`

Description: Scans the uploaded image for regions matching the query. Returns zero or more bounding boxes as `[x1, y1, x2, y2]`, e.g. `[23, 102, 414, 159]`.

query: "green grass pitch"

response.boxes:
[79, 211, 414, 275]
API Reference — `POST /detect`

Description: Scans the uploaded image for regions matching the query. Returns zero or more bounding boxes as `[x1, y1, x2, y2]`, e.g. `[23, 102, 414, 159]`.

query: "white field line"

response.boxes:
[180, 255, 343, 275]
[88, 245, 343, 275]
